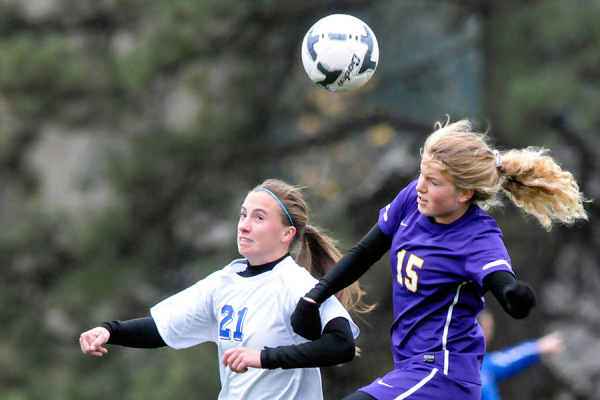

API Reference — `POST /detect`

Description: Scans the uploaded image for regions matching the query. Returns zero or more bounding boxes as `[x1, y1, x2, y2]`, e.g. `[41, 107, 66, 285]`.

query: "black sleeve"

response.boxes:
[100, 317, 167, 348]
[260, 317, 355, 369]
[305, 224, 391, 304]
[483, 271, 536, 319]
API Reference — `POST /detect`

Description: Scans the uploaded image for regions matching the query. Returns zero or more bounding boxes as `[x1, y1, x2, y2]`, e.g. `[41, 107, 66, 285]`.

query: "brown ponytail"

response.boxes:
[253, 179, 373, 314]
[296, 225, 373, 314]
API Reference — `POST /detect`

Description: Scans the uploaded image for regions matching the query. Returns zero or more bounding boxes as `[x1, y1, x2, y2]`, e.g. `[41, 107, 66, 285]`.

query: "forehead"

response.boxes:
[241, 190, 279, 212]
[420, 158, 454, 183]
[420, 158, 443, 175]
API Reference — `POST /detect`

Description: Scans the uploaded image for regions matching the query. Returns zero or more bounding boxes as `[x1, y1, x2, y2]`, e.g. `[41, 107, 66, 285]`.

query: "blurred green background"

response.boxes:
[1, 0, 599, 399]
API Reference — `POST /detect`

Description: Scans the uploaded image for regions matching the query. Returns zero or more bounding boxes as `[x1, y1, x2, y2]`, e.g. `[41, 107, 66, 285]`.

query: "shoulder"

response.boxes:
[272, 257, 319, 296]
[223, 258, 248, 274]
[383, 180, 418, 209]
[185, 259, 245, 291]
[379, 180, 418, 229]
[275, 257, 316, 282]
[473, 207, 500, 226]
[464, 206, 503, 237]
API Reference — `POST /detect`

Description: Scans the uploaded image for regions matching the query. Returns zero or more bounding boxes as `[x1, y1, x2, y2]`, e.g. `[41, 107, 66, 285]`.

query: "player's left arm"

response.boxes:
[483, 271, 536, 319]
[222, 317, 355, 373]
[260, 317, 355, 369]
[222, 346, 262, 373]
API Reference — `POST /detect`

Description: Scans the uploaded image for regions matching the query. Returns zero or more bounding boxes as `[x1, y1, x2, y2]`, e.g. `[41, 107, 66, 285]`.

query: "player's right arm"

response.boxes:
[80, 326, 110, 356]
[79, 317, 167, 357]
[291, 224, 391, 339]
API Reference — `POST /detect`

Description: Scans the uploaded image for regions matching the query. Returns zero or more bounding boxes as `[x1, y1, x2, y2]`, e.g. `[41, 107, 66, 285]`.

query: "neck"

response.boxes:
[238, 253, 290, 278]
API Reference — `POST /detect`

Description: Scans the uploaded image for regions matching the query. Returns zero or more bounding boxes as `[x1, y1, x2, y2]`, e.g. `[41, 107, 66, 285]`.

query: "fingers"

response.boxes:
[79, 327, 110, 357]
[538, 331, 564, 354]
[222, 348, 247, 373]
[222, 347, 261, 373]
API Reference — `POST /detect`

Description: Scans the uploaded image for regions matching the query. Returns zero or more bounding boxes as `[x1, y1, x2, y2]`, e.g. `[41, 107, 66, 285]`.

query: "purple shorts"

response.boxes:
[359, 352, 482, 400]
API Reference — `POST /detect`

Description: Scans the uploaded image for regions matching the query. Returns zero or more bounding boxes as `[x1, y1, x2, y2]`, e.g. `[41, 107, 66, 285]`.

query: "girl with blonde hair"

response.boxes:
[291, 118, 588, 400]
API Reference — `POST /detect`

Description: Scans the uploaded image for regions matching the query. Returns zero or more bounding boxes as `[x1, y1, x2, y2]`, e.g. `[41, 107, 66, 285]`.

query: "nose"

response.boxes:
[238, 217, 250, 233]
[416, 175, 426, 193]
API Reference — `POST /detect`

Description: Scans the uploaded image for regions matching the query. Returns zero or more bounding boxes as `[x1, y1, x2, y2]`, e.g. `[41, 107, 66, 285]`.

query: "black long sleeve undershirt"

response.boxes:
[100, 316, 355, 369]
[305, 223, 535, 319]
[261, 317, 355, 369]
[305, 224, 392, 304]
[101, 317, 166, 348]
[482, 270, 536, 318]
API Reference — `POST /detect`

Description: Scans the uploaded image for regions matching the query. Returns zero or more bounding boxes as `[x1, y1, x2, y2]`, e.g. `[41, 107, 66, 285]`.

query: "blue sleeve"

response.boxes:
[482, 340, 541, 382]
[480, 374, 502, 400]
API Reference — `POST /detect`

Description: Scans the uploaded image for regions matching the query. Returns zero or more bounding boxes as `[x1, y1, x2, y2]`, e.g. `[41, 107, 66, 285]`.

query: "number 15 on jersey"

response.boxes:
[396, 249, 423, 293]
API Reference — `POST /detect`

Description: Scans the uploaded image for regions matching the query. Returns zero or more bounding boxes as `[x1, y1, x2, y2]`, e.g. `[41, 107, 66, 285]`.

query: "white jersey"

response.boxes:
[150, 255, 359, 400]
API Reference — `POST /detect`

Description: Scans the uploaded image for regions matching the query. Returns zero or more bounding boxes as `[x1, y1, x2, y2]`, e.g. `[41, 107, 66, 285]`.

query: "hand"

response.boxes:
[79, 327, 110, 356]
[537, 331, 563, 355]
[290, 296, 322, 340]
[504, 281, 536, 319]
[222, 346, 261, 373]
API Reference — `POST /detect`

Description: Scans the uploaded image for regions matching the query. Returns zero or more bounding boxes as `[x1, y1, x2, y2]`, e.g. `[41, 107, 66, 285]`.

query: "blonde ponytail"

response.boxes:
[423, 119, 589, 231]
[499, 147, 588, 230]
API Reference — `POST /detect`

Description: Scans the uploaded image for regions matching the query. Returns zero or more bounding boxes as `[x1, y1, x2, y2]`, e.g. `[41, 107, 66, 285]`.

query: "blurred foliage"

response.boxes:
[0, 0, 599, 399]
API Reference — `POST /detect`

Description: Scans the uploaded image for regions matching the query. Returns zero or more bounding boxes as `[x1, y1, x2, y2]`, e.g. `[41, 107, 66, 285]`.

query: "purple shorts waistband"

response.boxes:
[394, 351, 483, 384]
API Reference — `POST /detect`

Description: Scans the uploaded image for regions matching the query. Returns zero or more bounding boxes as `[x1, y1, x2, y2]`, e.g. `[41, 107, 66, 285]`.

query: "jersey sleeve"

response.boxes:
[319, 297, 359, 339]
[465, 227, 514, 286]
[150, 274, 217, 349]
[378, 180, 417, 237]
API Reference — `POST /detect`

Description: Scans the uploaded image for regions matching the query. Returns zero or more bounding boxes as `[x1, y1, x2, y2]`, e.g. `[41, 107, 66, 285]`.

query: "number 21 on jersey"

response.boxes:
[396, 249, 423, 292]
[219, 305, 248, 341]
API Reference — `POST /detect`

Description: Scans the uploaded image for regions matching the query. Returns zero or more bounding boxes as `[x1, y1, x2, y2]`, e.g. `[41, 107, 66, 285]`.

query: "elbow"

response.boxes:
[503, 281, 536, 319]
[338, 338, 356, 364]
[326, 334, 356, 365]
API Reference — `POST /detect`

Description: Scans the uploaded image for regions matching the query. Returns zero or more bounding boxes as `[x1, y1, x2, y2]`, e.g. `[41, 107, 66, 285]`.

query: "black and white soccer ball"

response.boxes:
[301, 14, 379, 92]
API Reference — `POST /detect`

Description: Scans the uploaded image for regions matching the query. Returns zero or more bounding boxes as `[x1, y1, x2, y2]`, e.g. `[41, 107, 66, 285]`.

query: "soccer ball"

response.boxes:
[301, 14, 379, 92]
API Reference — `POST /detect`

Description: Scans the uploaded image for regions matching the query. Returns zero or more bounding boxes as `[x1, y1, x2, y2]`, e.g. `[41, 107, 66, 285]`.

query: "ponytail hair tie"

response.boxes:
[492, 149, 502, 168]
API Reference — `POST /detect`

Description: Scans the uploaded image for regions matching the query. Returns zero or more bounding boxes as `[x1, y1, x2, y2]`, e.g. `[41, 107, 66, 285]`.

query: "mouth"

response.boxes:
[417, 195, 427, 205]
[239, 237, 252, 244]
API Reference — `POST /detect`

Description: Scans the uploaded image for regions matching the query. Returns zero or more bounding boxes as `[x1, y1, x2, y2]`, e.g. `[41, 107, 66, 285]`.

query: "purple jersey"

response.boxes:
[378, 180, 513, 376]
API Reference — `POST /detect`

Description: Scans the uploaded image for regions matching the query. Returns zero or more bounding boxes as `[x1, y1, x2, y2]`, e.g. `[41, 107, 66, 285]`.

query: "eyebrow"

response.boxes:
[240, 206, 268, 214]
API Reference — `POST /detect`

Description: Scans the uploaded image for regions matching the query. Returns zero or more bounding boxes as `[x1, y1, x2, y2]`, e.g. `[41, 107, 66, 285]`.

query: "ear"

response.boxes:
[459, 189, 474, 203]
[282, 226, 297, 243]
